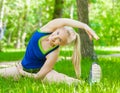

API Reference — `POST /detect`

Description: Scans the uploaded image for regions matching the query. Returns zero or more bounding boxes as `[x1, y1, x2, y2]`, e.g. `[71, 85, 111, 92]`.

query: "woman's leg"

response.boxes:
[0, 66, 20, 80]
[43, 70, 83, 85]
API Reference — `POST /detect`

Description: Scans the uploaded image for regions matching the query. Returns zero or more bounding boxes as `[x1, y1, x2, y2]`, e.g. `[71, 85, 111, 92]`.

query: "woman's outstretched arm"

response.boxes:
[41, 18, 85, 31]
[17, 48, 59, 80]
[41, 18, 99, 40]
[17, 63, 35, 78]
[34, 48, 59, 79]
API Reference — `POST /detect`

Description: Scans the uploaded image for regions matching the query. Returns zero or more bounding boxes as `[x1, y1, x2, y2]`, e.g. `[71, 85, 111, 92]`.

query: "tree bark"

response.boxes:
[76, 0, 94, 58]
[0, 0, 5, 21]
[53, 0, 64, 19]
[16, 0, 30, 48]
[21, 0, 30, 48]
[70, 4, 74, 19]
[0, 0, 5, 51]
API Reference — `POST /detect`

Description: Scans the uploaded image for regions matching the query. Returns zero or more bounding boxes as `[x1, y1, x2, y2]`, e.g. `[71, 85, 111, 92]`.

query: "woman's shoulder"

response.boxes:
[46, 47, 60, 59]
[40, 26, 54, 33]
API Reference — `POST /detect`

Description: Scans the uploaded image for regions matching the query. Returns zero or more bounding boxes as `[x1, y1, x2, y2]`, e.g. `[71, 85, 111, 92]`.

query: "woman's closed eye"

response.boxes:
[58, 38, 62, 42]
[57, 32, 59, 35]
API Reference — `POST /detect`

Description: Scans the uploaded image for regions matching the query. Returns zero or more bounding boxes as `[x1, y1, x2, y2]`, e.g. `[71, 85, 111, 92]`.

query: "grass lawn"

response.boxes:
[0, 48, 120, 93]
[0, 47, 120, 62]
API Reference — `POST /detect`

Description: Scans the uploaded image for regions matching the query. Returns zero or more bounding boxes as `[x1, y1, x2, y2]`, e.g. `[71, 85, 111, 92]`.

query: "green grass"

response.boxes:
[95, 50, 120, 55]
[95, 46, 120, 55]
[0, 48, 120, 93]
[0, 47, 120, 62]
[0, 49, 119, 62]
[0, 51, 25, 62]
[0, 57, 120, 93]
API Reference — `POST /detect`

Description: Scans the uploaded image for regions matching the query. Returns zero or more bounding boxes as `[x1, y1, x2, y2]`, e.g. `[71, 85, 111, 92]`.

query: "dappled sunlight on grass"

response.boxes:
[0, 57, 120, 93]
[94, 46, 120, 55]
[95, 46, 120, 51]
[0, 62, 16, 68]
[2, 48, 25, 52]
[0, 47, 120, 92]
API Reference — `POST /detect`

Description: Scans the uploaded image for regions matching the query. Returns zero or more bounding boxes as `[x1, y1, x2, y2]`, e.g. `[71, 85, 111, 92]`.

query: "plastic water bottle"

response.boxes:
[89, 62, 102, 84]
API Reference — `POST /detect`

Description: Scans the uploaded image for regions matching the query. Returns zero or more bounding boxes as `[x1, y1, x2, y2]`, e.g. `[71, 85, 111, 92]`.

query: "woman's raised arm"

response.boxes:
[41, 18, 99, 40]
[41, 18, 86, 32]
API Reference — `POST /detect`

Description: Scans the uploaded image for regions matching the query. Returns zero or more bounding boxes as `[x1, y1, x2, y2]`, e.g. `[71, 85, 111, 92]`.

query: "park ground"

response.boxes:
[0, 46, 120, 93]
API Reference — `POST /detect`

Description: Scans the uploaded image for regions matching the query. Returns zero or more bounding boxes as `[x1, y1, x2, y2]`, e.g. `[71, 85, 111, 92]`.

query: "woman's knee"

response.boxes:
[43, 70, 78, 83]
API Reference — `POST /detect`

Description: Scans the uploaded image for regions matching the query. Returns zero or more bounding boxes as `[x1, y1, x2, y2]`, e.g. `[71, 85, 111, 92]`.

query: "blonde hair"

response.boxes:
[64, 26, 81, 78]
[72, 33, 81, 78]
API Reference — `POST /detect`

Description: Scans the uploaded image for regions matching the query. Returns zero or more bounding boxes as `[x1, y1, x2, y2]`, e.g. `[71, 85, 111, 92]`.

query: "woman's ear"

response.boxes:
[63, 26, 77, 44]
[67, 32, 76, 44]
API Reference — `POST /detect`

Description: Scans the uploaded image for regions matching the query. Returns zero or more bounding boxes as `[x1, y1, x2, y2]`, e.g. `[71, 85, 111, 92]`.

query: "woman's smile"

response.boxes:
[48, 37, 60, 47]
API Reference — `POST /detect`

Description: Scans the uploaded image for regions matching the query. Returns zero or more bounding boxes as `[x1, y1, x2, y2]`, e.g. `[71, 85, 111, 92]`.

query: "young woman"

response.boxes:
[0, 18, 99, 84]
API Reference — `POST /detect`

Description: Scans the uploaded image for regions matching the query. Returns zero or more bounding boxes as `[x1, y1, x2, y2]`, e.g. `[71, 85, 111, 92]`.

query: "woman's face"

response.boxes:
[48, 28, 69, 46]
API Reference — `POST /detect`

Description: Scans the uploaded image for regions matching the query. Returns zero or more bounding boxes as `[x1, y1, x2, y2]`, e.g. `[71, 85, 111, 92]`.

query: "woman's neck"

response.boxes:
[41, 36, 53, 51]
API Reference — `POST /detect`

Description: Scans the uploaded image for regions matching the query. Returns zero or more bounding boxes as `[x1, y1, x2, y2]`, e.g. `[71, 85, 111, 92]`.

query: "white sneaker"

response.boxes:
[89, 62, 102, 84]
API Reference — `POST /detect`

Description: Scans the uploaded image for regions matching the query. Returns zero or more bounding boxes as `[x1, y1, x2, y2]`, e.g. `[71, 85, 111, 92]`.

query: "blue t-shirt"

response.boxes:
[21, 30, 59, 69]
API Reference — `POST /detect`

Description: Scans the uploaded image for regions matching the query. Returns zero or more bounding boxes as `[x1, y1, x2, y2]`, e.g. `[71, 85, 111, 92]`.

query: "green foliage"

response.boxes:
[2, 0, 55, 48]
[89, 0, 120, 46]
[1, 0, 120, 49]
[63, 0, 77, 19]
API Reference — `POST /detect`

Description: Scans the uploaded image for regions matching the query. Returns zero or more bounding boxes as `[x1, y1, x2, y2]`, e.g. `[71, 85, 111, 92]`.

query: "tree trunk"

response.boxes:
[7, 31, 12, 46]
[70, 4, 74, 19]
[16, 0, 30, 48]
[16, 28, 21, 49]
[76, 0, 94, 58]
[21, 32, 26, 48]
[0, 0, 5, 21]
[21, 0, 30, 48]
[53, 0, 64, 19]
[0, 0, 5, 51]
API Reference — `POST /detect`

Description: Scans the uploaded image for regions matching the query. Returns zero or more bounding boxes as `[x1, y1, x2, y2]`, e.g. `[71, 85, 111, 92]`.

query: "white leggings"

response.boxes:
[0, 65, 81, 84]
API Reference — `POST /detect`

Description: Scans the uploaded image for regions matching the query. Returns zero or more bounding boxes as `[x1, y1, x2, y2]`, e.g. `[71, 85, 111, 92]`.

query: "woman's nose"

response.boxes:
[51, 36, 57, 41]
[55, 39, 60, 44]
[52, 40, 55, 43]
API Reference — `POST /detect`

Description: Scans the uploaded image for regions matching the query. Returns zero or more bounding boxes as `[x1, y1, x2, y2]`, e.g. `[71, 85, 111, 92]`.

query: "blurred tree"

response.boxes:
[89, 0, 120, 46]
[0, 0, 119, 50]
[0, 0, 6, 51]
[0, 0, 5, 40]
[16, 0, 30, 48]
[53, 0, 64, 18]
[76, 0, 95, 59]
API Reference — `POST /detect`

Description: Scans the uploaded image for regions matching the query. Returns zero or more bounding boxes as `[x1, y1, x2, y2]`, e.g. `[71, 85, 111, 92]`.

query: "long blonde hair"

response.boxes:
[72, 33, 81, 78]
[64, 26, 81, 78]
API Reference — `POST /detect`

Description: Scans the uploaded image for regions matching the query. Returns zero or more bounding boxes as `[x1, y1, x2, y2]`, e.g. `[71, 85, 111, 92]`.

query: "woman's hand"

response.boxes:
[16, 63, 36, 78]
[34, 74, 40, 79]
[16, 63, 24, 75]
[84, 24, 99, 40]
